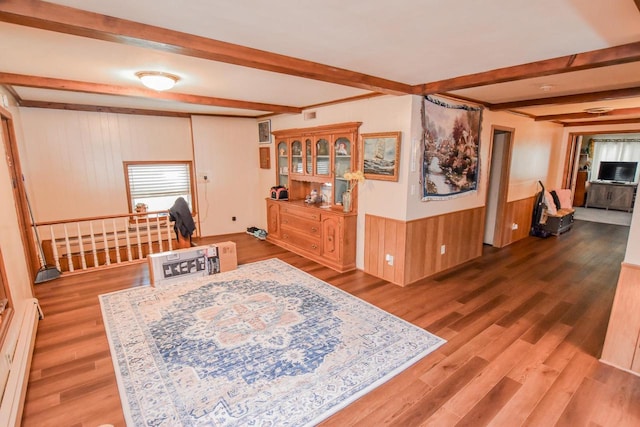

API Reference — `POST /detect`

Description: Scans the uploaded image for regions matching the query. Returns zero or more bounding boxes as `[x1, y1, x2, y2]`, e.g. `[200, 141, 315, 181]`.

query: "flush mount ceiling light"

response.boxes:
[584, 107, 614, 114]
[136, 71, 179, 91]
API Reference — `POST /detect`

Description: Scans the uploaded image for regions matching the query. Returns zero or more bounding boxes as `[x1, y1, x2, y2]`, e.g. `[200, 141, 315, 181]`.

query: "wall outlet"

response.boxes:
[440, 244, 446, 255]
[197, 172, 210, 183]
[512, 223, 518, 230]
[385, 254, 394, 266]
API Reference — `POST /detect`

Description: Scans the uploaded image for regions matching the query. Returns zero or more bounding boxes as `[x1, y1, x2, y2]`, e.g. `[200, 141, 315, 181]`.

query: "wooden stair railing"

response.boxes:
[35, 210, 180, 275]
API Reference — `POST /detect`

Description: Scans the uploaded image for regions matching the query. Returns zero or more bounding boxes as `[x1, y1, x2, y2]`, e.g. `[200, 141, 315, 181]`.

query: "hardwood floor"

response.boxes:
[21, 220, 640, 426]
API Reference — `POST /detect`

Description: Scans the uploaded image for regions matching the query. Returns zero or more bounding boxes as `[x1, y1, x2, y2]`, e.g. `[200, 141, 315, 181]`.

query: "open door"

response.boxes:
[484, 126, 514, 247]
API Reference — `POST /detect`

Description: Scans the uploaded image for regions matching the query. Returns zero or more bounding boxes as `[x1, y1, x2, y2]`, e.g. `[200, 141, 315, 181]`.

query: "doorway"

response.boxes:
[484, 126, 514, 246]
[564, 130, 640, 226]
[1, 109, 38, 278]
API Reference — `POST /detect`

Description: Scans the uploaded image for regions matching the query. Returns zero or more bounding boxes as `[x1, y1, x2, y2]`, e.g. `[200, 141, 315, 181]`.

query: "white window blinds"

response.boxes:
[126, 163, 192, 211]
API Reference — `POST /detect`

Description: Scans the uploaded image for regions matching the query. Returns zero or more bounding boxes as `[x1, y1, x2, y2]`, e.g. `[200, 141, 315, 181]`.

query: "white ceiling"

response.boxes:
[2, 0, 640, 123]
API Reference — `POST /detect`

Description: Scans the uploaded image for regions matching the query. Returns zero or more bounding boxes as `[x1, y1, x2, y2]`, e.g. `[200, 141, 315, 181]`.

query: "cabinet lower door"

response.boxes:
[321, 216, 342, 263]
[266, 201, 280, 238]
[609, 186, 634, 210]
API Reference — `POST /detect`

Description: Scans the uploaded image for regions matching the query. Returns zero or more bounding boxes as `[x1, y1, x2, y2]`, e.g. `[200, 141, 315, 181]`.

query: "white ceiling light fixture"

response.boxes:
[584, 107, 614, 114]
[136, 71, 180, 91]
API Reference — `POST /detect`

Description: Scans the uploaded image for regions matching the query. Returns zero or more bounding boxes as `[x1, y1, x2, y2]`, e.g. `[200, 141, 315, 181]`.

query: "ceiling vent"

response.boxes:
[304, 111, 317, 120]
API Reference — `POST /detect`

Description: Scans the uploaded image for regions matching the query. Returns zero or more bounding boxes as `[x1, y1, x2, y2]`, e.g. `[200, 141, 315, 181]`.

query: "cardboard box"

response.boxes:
[215, 241, 238, 272]
[147, 241, 237, 286]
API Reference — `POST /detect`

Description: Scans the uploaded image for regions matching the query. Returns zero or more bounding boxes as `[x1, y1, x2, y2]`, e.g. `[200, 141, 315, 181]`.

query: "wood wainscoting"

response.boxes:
[601, 262, 640, 375]
[365, 207, 485, 286]
[498, 195, 536, 247]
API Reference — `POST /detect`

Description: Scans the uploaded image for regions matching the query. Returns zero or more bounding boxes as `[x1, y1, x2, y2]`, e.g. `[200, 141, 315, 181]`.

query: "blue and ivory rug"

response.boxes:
[100, 258, 445, 426]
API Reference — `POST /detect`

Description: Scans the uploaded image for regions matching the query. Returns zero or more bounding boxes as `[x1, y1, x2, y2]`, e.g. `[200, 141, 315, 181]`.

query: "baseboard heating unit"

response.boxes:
[0, 299, 42, 426]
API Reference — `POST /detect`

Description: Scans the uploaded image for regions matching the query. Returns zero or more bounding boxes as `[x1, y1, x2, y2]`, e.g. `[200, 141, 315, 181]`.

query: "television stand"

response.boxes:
[586, 182, 636, 212]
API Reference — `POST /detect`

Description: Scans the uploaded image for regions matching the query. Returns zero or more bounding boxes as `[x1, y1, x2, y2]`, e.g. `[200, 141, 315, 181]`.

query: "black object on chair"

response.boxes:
[169, 197, 196, 248]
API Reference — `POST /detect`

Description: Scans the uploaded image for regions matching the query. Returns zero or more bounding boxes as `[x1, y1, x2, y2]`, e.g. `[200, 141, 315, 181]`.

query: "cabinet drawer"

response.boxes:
[280, 205, 321, 222]
[281, 214, 321, 236]
[281, 230, 321, 255]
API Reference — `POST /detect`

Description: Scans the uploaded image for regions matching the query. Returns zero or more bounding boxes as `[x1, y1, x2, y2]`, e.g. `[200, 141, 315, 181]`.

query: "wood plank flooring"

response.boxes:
[21, 220, 640, 426]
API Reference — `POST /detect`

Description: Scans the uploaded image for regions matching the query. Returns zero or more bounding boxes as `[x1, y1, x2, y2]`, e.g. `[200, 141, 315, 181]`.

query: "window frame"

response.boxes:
[123, 160, 197, 217]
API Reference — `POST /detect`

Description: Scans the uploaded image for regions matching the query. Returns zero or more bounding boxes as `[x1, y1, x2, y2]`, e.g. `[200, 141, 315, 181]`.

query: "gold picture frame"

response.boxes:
[361, 131, 401, 181]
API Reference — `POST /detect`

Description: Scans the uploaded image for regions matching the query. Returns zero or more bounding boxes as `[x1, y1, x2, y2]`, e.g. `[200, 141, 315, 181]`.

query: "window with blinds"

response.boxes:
[124, 162, 194, 214]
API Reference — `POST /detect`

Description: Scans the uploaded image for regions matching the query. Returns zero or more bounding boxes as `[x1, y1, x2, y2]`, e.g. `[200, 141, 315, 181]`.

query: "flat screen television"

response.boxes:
[597, 161, 638, 183]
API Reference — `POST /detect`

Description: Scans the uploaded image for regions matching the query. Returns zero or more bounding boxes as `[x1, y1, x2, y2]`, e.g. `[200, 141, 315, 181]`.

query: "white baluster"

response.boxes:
[134, 215, 143, 260]
[88, 222, 99, 268]
[112, 219, 121, 264]
[77, 223, 87, 270]
[50, 225, 61, 271]
[124, 218, 132, 262]
[102, 220, 111, 265]
[156, 215, 163, 252]
[145, 214, 153, 255]
[63, 224, 74, 272]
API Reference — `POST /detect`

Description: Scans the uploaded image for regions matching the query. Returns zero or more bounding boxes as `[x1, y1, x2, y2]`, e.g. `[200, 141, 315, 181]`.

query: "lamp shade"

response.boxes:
[136, 71, 179, 91]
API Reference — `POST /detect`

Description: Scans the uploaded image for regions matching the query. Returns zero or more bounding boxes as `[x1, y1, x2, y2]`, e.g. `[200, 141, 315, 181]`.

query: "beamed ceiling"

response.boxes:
[1, 0, 640, 126]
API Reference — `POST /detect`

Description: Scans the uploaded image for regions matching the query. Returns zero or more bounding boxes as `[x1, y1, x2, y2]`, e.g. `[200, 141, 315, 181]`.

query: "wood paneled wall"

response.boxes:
[498, 196, 536, 247]
[364, 207, 485, 286]
[364, 215, 407, 285]
[18, 109, 193, 222]
[601, 262, 640, 374]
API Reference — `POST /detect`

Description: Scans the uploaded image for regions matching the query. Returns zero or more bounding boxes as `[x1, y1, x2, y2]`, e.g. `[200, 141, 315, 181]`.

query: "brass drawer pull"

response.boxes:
[311, 244, 318, 250]
[311, 227, 318, 232]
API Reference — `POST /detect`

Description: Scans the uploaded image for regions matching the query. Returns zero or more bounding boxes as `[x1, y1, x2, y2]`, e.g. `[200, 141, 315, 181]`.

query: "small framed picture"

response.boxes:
[361, 131, 401, 181]
[258, 119, 271, 144]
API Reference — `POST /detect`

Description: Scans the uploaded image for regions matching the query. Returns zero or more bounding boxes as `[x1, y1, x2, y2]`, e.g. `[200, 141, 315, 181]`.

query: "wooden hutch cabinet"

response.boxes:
[268, 122, 361, 272]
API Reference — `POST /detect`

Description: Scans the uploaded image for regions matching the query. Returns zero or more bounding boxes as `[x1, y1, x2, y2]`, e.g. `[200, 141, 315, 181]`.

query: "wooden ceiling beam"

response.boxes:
[489, 86, 640, 110]
[413, 42, 640, 95]
[19, 100, 257, 118]
[0, 72, 302, 114]
[562, 117, 640, 127]
[18, 100, 193, 117]
[0, 0, 412, 96]
[534, 107, 640, 121]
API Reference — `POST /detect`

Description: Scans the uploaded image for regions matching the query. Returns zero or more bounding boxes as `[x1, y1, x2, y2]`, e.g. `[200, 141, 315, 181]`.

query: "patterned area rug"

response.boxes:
[100, 258, 445, 426]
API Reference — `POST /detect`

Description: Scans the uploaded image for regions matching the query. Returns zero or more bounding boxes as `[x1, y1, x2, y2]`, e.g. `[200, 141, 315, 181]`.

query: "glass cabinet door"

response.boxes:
[291, 140, 303, 175]
[305, 139, 313, 175]
[333, 137, 352, 205]
[277, 141, 288, 187]
[315, 138, 330, 177]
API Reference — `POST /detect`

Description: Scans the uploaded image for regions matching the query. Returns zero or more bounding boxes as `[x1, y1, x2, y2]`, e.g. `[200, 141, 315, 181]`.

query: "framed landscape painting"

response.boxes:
[361, 131, 401, 181]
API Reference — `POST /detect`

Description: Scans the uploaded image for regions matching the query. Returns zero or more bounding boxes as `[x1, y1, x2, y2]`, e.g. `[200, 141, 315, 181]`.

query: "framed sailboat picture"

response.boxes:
[361, 131, 401, 181]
